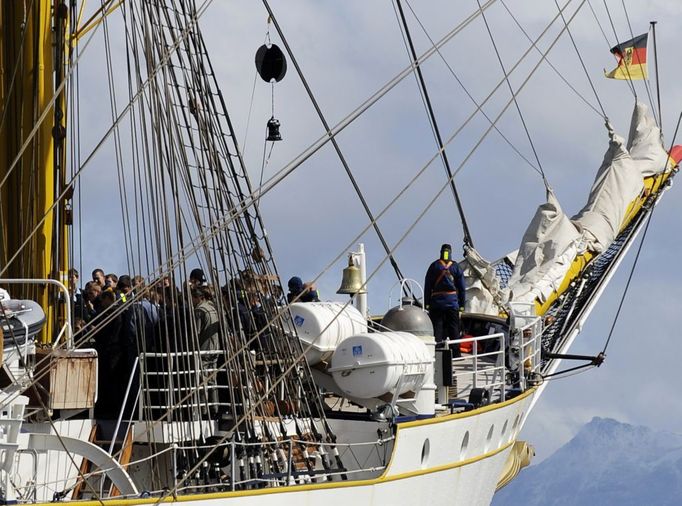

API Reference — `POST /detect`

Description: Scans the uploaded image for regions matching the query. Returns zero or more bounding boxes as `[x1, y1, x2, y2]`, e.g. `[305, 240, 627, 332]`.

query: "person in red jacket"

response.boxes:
[424, 244, 466, 357]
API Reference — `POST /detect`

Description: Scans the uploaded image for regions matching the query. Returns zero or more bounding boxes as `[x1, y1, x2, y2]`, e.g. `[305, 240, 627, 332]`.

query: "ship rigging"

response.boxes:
[0, 1, 680, 505]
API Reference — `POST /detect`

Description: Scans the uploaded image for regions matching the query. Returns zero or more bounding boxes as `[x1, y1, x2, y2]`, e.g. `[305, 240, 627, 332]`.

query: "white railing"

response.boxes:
[138, 350, 228, 420]
[508, 302, 542, 391]
[169, 435, 394, 491]
[515, 319, 542, 391]
[444, 332, 507, 403]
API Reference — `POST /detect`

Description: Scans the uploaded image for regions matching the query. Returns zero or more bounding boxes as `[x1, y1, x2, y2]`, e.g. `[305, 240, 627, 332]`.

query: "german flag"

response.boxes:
[605, 33, 648, 80]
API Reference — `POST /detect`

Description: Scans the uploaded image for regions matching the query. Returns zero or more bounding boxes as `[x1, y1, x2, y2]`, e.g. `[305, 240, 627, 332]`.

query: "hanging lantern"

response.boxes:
[255, 44, 287, 83]
[266, 117, 282, 142]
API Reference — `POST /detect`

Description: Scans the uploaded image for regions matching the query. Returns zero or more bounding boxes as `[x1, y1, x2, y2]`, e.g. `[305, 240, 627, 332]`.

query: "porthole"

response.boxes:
[421, 439, 430, 469]
[512, 414, 520, 431]
[485, 424, 495, 452]
[517, 412, 525, 430]
[460, 431, 470, 459]
[501, 420, 509, 443]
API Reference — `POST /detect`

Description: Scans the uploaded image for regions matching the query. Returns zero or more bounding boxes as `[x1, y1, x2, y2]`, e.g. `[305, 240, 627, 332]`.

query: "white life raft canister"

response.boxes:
[329, 331, 432, 399]
[290, 302, 367, 365]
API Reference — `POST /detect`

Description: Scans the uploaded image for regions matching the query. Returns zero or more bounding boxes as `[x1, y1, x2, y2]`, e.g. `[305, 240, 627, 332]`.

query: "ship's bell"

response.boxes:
[266, 117, 282, 141]
[337, 256, 367, 295]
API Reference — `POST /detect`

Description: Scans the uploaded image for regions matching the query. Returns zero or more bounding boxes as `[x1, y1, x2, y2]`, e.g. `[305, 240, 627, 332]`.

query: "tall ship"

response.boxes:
[0, 1, 678, 505]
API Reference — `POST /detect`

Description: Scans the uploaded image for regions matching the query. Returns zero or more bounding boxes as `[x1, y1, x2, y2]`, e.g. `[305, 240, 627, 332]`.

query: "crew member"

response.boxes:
[286, 276, 319, 303]
[189, 268, 208, 288]
[424, 243, 466, 357]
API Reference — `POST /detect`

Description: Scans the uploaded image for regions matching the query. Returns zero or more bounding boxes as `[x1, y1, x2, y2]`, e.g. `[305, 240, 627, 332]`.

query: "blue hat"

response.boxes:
[288, 276, 303, 292]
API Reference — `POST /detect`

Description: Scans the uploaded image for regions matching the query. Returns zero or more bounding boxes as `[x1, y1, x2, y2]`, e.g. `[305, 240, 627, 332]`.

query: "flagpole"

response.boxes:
[650, 21, 662, 128]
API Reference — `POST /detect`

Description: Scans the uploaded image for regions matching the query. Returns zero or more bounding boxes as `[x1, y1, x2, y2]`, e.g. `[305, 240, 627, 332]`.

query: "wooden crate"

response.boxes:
[35, 348, 98, 410]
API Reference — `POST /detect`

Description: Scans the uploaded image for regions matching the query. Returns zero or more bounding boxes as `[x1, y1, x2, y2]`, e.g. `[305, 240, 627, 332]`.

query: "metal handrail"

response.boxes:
[0, 278, 73, 348]
[444, 332, 507, 402]
[513, 317, 542, 390]
[138, 350, 228, 417]
[387, 278, 424, 310]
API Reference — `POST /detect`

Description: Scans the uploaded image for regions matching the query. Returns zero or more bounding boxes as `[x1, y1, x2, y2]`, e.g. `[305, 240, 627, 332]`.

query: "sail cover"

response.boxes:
[507, 189, 582, 304]
[461, 246, 510, 315]
[507, 102, 668, 306]
[572, 102, 667, 252]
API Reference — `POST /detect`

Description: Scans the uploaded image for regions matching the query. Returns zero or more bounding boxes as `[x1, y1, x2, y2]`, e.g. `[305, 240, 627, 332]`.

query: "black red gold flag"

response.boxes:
[605, 33, 648, 80]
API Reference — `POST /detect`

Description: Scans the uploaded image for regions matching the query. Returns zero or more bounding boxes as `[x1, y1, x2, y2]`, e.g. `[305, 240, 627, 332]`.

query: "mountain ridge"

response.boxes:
[493, 416, 682, 506]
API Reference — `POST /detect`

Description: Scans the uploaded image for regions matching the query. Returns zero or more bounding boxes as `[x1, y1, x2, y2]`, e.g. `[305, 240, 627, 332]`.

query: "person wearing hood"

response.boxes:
[286, 276, 319, 303]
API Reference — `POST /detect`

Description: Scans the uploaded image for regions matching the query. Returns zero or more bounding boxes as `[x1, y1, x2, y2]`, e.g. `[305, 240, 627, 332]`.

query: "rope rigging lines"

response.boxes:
[393, 0, 475, 248]
[1, 0, 679, 499]
[476, 0, 550, 191]
[109, 0, 343, 490]
[262, 0, 413, 284]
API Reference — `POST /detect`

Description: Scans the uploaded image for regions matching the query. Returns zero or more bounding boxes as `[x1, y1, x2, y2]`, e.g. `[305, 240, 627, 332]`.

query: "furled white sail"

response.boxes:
[461, 246, 510, 315]
[506, 102, 666, 307]
[572, 102, 666, 252]
[627, 102, 668, 177]
[507, 189, 582, 304]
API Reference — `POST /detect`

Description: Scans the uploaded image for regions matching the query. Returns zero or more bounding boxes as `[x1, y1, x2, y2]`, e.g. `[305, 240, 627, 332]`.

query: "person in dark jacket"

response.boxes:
[424, 243, 466, 357]
[93, 290, 124, 418]
[191, 286, 221, 417]
[286, 276, 320, 303]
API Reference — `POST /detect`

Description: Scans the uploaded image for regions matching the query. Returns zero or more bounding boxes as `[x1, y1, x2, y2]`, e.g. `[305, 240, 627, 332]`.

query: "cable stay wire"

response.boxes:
[600, 206, 653, 354]
[261, 0, 412, 287]
[650, 21, 663, 129]
[149, 7, 595, 492]
[402, 0, 543, 176]
[393, 0, 475, 248]
[500, 0, 603, 118]
[10, 0, 593, 445]
[0, 0, 225, 277]
[551, 0, 609, 120]
[240, 70, 259, 158]
[400, 0, 579, 186]
[587, 0, 613, 48]
[241, 24, 273, 156]
[449, 0, 591, 183]
[601, 109, 682, 355]
[3, 0, 591, 429]
[1, 0, 574, 280]
[541, 362, 596, 380]
[476, 0, 550, 190]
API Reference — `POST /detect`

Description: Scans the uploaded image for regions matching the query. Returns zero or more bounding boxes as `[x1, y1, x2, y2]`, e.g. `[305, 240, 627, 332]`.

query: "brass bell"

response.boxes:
[337, 256, 367, 295]
[266, 116, 282, 141]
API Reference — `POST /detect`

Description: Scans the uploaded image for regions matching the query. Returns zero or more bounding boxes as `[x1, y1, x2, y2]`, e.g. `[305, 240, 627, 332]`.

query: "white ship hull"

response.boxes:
[23, 389, 534, 506]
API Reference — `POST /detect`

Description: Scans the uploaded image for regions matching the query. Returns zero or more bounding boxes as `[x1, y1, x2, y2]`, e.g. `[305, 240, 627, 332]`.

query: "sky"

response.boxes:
[71, 0, 682, 463]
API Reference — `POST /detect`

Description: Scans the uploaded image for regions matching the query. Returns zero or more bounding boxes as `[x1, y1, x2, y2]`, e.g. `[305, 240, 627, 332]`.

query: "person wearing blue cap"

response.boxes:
[287, 276, 320, 303]
[424, 244, 466, 357]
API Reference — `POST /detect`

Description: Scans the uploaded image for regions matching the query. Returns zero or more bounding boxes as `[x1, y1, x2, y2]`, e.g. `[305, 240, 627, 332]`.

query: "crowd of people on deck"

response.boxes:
[67, 266, 320, 418]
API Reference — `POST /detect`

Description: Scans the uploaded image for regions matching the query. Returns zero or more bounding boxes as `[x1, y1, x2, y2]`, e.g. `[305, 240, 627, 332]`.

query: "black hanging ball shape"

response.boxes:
[255, 44, 287, 83]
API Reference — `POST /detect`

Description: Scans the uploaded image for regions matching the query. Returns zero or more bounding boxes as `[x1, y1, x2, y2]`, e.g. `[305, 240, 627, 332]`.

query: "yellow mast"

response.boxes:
[0, 2, 70, 343]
